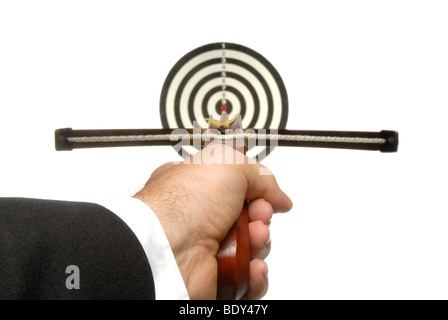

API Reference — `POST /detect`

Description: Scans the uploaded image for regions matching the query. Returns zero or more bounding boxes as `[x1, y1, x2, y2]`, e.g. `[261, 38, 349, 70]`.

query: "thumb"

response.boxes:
[241, 162, 293, 213]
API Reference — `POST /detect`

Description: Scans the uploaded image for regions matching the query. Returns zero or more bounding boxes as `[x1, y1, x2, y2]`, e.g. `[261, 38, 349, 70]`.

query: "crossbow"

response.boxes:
[55, 42, 398, 299]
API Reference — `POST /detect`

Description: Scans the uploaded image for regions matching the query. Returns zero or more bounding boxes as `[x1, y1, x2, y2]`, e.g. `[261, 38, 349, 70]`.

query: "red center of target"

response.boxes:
[220, 105, 227, 111]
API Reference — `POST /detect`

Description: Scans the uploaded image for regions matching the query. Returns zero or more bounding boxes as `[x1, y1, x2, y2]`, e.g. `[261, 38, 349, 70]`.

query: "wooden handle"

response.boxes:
[216, 204, 250, 300]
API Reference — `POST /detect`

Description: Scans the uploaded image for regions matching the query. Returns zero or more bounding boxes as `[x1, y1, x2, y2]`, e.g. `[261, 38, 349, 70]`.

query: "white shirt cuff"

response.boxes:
[98, 197, 189, 300]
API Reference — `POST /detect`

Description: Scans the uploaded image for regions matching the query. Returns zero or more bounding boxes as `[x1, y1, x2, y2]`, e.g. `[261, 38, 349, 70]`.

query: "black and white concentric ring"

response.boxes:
[160, 42, 288, 160]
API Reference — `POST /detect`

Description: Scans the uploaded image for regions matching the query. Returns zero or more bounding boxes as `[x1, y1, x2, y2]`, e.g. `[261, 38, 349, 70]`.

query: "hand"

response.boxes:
[134, 144, 292, 299]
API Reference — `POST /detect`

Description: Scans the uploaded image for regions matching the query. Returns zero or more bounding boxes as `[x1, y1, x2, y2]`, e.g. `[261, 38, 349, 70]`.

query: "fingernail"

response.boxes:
[265, 237, 271, 248]
[264, 265, 269, 281]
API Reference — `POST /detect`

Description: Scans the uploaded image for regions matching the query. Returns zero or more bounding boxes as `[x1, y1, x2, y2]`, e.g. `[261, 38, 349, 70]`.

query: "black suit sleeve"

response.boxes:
[0, 198, 155, 299]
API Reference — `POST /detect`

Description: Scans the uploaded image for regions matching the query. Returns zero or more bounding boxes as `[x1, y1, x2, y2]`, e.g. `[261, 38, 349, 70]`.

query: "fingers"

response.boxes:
[248, 198, 273, 224]
[248, 198, 273, 260]
[241, 259, 269, 300]
[247, 198, 271, 299]
[249, 220, 271, 259]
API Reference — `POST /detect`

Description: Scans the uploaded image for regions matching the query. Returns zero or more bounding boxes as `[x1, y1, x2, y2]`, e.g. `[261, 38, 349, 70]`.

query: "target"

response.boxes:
[160, 42, 288, 160]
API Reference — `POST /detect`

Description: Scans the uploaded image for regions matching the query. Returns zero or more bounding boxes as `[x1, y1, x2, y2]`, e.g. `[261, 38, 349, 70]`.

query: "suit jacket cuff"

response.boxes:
[99, 197, 189, 300]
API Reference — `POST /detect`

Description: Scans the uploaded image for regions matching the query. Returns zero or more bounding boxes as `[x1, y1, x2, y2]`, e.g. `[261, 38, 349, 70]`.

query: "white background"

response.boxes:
[1, 1, 447, 299]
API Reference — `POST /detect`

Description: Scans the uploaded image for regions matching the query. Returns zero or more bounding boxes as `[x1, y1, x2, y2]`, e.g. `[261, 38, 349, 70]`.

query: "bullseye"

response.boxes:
[159, 42, 288, 160]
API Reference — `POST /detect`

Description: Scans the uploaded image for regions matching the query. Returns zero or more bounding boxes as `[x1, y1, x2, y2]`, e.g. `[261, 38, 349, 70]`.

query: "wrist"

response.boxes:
[133, 191, 218, 299]
[133, 190, 191, 255]
[99, 197, 189, 299]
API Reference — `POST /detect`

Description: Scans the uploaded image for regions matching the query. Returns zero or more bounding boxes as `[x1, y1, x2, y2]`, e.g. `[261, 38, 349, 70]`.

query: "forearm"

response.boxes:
[0, 197, 155, 299]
